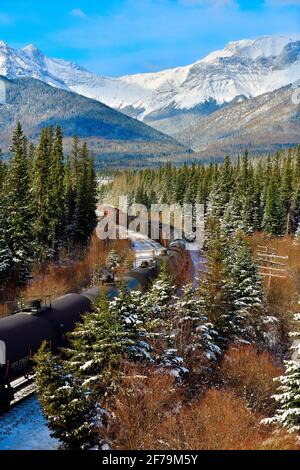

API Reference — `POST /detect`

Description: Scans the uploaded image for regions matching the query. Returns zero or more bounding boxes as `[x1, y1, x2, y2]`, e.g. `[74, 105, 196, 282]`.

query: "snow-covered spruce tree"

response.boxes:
[32, 126, 54, 259]
[35, 342, 96, 450]
[144, 261, 176, 321]
[108, 286, 153, 362]
[174, 284, 221, 372]
[221, 196, 244, 237]
[226, 235, 266, 343]
[66, 292, 134, 393]
[200, 218, 235, 350]
[262, 315, 300, 434]
[206, 157, 233, 220]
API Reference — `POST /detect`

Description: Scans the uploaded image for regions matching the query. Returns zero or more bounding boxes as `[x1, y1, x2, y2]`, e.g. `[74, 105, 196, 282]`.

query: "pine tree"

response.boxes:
[145, 262, 175, 320]
[35, 342, 96, 449]
[63, 155, 76, 245]
[32, 127, 53, 258]
[175, 284, 220, 367]
[227, 235, 265, 342]
[2, 123, 35, 283]
[263, 173, 284, 236]
[262, 315, 300, 434]
[66, 293, 133, 392]
[0, 150, 6, 189]
[74, 143, 96, 245]
[199, 220, 235, 349]
[206, 159, 233, 220]
[0, 151, 11, 284]
[48, 125, 65, 254]
[221, 196, 243, 237]
[281, 151, 293, 234]
[109, 287, 152, 362]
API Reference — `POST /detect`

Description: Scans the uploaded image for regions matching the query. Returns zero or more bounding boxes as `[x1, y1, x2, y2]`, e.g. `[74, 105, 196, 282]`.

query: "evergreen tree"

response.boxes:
[175, 284, 221, 367]
[263, 173, 284, 236]
[0, 150, 6, 189]
[66, 293, 133, 392]
[145, 262, 175, 320]
[281, 151, 293, 234]
[199, 219, 235, 349]
[35, 343, 96, 449]
[109, 287, 152, 362]
[221, 196, 243, 237]
[48, 125, 65, 254]
[227, 235, 265, 342]
[262, 315, 300, 433]
[32, 127, 53, 257]
[74, 143, 96, 245]
[63, 155, 76, 245]
[2, 123, 35, 283]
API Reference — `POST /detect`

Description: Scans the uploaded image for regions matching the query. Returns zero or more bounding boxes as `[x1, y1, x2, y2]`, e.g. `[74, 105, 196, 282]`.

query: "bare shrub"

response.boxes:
[219, 344, 283, 414]
[157, 389, 299, 450]
[103, 365, 182, 450]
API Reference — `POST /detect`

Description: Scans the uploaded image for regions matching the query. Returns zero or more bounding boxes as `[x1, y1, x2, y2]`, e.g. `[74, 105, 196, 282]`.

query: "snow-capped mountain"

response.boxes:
[0, 35, 299, 123]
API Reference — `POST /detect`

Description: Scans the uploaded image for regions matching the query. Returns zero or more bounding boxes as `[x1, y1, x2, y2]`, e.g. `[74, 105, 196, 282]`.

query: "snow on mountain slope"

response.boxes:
[0, 35, 299, 121]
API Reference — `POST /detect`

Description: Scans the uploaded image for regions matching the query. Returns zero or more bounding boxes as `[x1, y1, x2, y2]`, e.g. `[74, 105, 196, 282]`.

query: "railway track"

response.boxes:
[0, 376, 36, 414]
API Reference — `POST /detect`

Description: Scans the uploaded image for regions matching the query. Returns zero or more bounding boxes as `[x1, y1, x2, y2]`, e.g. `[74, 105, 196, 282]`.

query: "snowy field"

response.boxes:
[0, 397, 58, 450]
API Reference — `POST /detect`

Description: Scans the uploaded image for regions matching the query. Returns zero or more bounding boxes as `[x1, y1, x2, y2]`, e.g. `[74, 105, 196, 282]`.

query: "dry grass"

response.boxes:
[219, 344, 283, 414]
[0, 235, 132, 315]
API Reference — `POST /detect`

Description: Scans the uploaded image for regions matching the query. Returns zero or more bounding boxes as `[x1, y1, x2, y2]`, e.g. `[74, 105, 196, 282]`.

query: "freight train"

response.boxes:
[0, 240, 186, 409]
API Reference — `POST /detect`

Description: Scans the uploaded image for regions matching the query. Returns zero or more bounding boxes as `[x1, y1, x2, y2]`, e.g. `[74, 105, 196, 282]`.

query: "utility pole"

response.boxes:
[256, 245, 288, 289]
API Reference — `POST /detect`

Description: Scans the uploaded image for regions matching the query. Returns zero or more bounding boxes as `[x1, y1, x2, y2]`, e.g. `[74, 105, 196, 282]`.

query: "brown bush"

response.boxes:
[158, 389, 299, 450]
[104, 365, 182, 450]
[219, 344, 283, 414]
[106, 373, 298, 450]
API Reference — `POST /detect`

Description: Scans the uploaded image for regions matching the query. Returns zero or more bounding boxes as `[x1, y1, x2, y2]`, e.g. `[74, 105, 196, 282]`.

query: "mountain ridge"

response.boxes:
[0, 76, 190, 168]
[0, 35, 299, 123]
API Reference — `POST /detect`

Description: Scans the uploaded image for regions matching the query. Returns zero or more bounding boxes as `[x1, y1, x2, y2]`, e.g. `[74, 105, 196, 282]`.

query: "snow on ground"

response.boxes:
[0, 397, 58, 450]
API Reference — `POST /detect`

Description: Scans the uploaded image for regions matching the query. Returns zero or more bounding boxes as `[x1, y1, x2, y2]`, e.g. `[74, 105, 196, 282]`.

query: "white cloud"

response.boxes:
[71, 8, 86, 19]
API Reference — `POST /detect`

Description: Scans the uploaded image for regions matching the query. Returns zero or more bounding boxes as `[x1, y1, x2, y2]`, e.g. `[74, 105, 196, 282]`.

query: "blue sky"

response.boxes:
[0, 0, 299, 76]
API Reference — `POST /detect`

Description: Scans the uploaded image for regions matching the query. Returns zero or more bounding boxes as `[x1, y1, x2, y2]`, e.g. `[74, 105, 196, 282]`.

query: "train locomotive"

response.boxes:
[0, 240, 186, 409]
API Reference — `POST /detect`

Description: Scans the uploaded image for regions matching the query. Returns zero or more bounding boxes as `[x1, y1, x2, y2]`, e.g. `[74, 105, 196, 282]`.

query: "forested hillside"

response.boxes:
[0, 77, 190, 168]
[107, 145, 300, 236]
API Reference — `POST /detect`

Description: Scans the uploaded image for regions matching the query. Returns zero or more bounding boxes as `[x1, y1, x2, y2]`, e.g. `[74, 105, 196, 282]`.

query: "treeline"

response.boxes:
[0, 123, 97, 288]
[107, 146, 300, 236]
